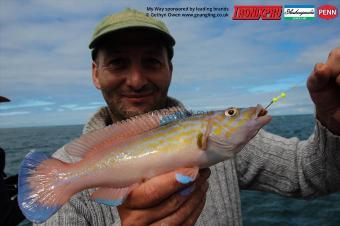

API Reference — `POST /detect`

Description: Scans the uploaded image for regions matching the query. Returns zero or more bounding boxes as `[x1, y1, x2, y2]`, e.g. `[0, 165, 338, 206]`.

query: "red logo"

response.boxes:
[318, 5, 337, 19]
[233, 5, 282, 20]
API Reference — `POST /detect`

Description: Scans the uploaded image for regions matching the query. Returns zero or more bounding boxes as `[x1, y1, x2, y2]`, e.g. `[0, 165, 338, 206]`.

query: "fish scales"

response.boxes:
[104, 117, 208, 164]
[72, 118, 202, 177]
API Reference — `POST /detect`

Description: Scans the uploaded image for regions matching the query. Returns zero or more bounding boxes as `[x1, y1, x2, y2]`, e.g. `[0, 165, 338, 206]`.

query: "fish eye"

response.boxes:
[225, 108, 238, 117]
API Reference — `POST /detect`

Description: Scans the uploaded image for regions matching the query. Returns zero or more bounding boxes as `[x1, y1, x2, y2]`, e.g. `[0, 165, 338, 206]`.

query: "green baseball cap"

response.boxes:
[89, 8, 175, 50]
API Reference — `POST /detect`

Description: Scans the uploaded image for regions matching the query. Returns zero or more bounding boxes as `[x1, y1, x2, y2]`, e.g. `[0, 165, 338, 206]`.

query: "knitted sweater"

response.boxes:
[35, 100, 340, 226]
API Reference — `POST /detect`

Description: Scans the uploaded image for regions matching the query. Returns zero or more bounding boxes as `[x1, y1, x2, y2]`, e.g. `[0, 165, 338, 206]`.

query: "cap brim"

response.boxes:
[89, 24, 175, 49]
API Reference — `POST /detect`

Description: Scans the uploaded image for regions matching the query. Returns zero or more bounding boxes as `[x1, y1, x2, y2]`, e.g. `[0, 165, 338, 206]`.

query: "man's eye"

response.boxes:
[144, 58, 162, 68]
[106, 59, 128, 69]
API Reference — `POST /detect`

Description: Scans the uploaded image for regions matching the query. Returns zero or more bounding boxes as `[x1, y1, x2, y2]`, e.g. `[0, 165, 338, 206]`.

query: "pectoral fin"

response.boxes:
[91, 184, 137, 206]
[198, 118, 213, 150]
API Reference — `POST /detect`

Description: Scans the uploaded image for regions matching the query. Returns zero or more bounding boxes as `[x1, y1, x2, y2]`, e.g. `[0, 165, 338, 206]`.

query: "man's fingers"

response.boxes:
[326, 47, 340, 75]
[125, 168, 195, 208]
[336, 73, 340, 86]
[124, 168, 208, 208]
[145, 171, 209, 224]
[119, 169, 210, 225]
[182, 193, 207, 226]
[119, 186, 192, 225]
[307, 63, 333, 92]
[150, 181, 209, 226]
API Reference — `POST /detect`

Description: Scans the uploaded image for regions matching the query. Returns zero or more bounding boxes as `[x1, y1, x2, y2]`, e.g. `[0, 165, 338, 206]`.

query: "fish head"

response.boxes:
[209, 104, 271, 148]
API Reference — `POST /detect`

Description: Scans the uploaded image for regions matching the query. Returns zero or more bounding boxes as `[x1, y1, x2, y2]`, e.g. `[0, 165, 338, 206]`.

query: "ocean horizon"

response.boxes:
[0, 113, 315, 129]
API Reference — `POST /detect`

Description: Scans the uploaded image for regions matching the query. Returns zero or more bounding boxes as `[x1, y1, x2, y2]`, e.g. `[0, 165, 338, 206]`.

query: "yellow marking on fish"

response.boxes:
[214, 114, 224, 121]
[234, 118, 248, 128]
[131, 122, 201, 155]
[156, 137, 193, 154]
[213, 126, 223, 136]
[241, 111, 251, 120]
[169, 130, 198, 142]
[212, 122, 219, 128]
[224, 127, 237, 138]
[170, 128, 198, 140]
[153, 121, 198, 138]
[212, 116, 227, 136]
[224, 115, 238, 127]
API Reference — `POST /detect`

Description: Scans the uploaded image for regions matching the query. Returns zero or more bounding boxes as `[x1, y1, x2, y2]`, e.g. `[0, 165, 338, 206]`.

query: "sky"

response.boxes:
[0, 0, 339, 128]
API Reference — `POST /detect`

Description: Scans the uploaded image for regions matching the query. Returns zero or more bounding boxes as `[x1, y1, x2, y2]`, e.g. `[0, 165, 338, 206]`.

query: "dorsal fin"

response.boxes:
[64, 106, 190, 158]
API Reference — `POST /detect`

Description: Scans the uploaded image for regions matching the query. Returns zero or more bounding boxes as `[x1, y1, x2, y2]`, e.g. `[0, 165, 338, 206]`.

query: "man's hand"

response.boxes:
[117, 168, 210, 226]
[307, 47, 340, 135]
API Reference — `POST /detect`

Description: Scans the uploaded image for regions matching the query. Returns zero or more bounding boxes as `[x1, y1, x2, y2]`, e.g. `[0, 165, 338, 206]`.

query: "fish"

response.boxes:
[18, 105, 271, 223]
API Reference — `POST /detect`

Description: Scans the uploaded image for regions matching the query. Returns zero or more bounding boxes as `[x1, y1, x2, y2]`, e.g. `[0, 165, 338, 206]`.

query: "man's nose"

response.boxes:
[126, 65, 147, 90]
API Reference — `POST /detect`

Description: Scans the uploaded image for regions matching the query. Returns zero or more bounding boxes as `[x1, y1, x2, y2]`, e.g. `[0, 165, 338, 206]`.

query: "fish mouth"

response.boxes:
[244, 104, 268, 120]
[253, 104, 272, 126]
[256, 104, 268, 118]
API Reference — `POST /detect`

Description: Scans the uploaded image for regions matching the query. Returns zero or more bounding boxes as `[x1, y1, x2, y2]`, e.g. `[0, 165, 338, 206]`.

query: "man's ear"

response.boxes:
[169, 61, 173, 75]
[92, 61, 101, 89]
[169, 62, 173, 81]
[169, 62, 173, 74]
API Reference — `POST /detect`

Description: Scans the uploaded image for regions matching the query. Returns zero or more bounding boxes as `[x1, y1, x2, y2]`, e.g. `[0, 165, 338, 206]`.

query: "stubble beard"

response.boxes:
[102, 90, 168, 121]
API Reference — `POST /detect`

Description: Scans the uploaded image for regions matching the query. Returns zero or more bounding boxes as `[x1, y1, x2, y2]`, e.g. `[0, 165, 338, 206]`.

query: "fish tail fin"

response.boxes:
[18, 150, 72, 223]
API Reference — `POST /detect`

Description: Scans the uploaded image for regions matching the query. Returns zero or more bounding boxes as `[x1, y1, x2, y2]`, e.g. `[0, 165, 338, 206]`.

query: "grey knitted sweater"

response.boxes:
[35, 102, 340, 226]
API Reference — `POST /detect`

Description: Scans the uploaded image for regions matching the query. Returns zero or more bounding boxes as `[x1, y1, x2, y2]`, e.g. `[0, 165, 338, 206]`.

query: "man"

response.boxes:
[37, 8, 340, 226]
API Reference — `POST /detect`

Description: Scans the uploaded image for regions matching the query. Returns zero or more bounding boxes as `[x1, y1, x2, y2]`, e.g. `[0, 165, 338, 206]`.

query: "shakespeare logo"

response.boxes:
[318, 5, 338, 20]
[284, 5, 315, 20]
[232, 5, 282, 20]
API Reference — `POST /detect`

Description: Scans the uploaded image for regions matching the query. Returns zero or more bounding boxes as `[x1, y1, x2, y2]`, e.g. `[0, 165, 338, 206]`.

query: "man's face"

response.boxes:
[92, 30, 173, 120]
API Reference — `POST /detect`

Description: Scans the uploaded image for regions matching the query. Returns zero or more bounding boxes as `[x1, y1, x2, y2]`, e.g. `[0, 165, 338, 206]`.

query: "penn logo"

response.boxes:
[318, 5, 338, 20]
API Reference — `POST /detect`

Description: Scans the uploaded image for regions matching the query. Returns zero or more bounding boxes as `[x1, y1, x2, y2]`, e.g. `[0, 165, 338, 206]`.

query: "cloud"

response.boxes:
[69, 106, 102, 111]
[296, 37, 340, 65]
[0, 100, 55, 110]
[60, 104, 102, 111]
[172, 83, 313, 115]
[248, 76, 306, 93]
[0, 0, 337, 127]
[170, 20, 338, 85]
[90, 101, 106, 105]
[60, 104, 78, 109]
[0, 110, 92, 128]
[0, 111, 30, 116]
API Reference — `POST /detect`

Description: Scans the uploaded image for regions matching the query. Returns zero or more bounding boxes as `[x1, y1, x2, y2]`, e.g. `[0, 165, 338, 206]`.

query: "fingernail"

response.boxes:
[180, 184, 195, 196]
[176, 173, 194, 184]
